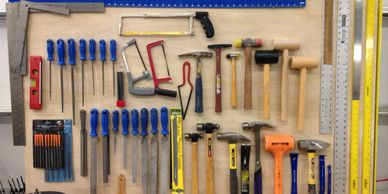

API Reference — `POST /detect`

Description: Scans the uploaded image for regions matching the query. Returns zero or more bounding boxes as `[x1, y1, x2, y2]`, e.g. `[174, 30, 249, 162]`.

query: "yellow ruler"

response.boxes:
[170, 108, 184, 194]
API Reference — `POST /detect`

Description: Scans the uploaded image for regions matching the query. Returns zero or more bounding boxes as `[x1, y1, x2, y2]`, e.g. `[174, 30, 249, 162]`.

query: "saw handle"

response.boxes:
[110, 39, 117, 61]
[290, 153, 298, 194]
[155, 88, 177, 98]
[131, 109, 139, 135]
[308, 152, 317, 194]
[99, 39, 106, 61]
[101, 109, 109, 136]
[160, 107, 169, 136]
[90, 108, 98, 137]
[195, 75, 203, 113]
[151, 108, 158, 135]
[79, 39, 87, 61]
[229, 143, 238, 194]
[112, 110, 119, 133]
[195, 11, 214, 38]
[121, 109, 129, 136]
[67, 39, 76, 65]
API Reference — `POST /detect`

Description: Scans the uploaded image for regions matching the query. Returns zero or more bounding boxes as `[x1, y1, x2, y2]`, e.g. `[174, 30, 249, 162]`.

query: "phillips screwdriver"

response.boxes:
[131, 109, 139, 183]
[101, 109, 109, 183]
[140, 108, 149, 194]
[112, 110, 119, 155]
[68, 39, 76, 125]
[122, 109, 129, 169]
[89, 39, 96, 95]
[57, 39, 65, 113]
[79, 39, 87, 106]
[100, 39, 106, 95]
[47, 39, 54, 100]
[110, 39, 117, 96]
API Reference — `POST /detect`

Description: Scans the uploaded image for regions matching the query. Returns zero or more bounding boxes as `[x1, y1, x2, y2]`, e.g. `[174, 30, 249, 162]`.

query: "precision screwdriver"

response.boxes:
[112, 110, 119, 155]
[89, 39, 96, 96]
[68, 39, 76, 125]
[100, 39, 106, 95]
[110, 39, 117, 96]
[79, 39, 87, 106]
[47, 39, 54, 100]
[57, 39, 65, 113]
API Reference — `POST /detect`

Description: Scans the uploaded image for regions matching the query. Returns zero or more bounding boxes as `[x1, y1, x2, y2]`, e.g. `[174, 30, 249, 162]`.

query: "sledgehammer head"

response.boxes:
[217, 132, 250, 144]
[298, 139, 330, 152]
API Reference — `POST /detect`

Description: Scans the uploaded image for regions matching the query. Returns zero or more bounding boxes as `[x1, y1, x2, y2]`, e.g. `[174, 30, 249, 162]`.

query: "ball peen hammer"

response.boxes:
[234, 38, 263, 110]
[184, 133, 203, 194]
[226, 53, 241, 108]
[290, 56, 319, 130]
[273, 40, 301, 121]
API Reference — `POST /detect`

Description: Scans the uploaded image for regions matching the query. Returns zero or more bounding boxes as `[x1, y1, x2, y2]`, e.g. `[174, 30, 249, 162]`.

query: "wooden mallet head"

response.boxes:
[290, 57, 319, 70]
[272, 39, 301, 51]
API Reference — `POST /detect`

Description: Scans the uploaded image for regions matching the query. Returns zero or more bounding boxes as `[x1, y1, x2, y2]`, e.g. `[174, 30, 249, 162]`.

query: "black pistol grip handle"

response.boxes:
[195, 12, 215, 38]
[155, 88, 177, 98]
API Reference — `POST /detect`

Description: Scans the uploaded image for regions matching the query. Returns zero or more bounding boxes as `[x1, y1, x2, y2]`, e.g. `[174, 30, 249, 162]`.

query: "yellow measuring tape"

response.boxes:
[170, 108, 184, 194]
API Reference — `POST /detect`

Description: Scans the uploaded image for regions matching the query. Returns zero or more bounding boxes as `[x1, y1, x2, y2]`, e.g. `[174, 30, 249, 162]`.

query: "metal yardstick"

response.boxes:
[112, 110, 119, 156]
[89, 108, 99, 194]
[57, 39, 65, 113]
[121, 109, 129, 169]
[79, 39, 87, 106]
[67, 39, 76, 125]
[160, 107, 169, 194]
[100, 40, 106, 95]
[141, 108, 149, 194]
[131, 109, 139, 183]
[89, 39, 96, 95]
[150, 108, 159, 194]
[46, 39, 54, 100]
[110, 39, 117, 96]
[101, 109, 110, 183]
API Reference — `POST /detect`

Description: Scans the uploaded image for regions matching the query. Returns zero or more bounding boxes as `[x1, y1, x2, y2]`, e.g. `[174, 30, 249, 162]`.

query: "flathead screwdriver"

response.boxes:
[112, 110, 119, 155]
[47, 39, 54, 100]
[68, 39, 76, 125]
[100, 40, 106, 95]
[89, 39, 96, 95]
[110, 39, 117, 96]
[79, 39, 87, 106]
[57, 39, 65, 112]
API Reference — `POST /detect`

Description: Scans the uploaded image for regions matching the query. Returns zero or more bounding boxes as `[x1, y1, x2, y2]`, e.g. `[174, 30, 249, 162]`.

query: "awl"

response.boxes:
[79, 39, 87, 106]
[122, 109, 129, 169]
[150, 108, 159, 194]
[131, 109, 139, 183]
[101, 109, 110, 183]
[68, 39, 76, 125]
[57, 39, 65, 113]
[89, 109, 98, 194]
[110, 39, 117, 96]
[46, 39, 54, 100]
[141, 108, 149, 194]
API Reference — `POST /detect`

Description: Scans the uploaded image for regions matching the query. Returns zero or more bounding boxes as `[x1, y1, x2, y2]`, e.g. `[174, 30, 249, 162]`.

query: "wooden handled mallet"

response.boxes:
[255, 50, 280, 120]
[226, 53, 241, 108]
[273, 40, 301, 121]
[290, 56, 319, 130]
[185, 133, 203, 194]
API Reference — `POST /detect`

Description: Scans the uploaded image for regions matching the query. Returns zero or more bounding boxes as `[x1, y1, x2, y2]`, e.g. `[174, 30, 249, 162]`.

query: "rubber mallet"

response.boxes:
[290, 56, 319, 130]
[226, 53, 241, 108]
[234, 38, 263, 110]
[255, 50, 280, 119]
[273, 40, 301, 121]
[184, 133, 203, 194]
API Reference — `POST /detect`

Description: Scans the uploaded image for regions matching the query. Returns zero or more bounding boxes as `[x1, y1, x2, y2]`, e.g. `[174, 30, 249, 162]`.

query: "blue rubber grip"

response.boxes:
[89, 39, 96, 61]
[99, 39, 106, 61]
[110, 39, 117, 61]
[140, 108, 148, 137]
[121, 109, 129, 136]
[131, 109, 139, 136]
[79, 39, 87, 61]
[151, 108, 158, 135]
[290, 153, 299, 194]
[57, 39, 65, 66]
[47, 39, 54, 61]
[101, 109, 109, 136]
[67, 39, 76, 65]
[327, 165, 332, 194]
[90, 108, 99, 137]
[319, 155, 325, 194]
[112, 110, 119, 133]
[195, 76, 203, 113]
[160, 107, 169, 136]
[254, 168, 263, 194]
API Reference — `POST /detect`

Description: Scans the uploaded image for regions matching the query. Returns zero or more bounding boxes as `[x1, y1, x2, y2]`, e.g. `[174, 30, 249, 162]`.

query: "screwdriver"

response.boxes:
[57, 39, 65, 113]
[131, 109, 139, 183]
[47, 39, 54, 100]
[112, 110, 119, 155]
[68, 39, 76, 125]
[122, 109, 129, 169]
[140, 108, 149, 194]
[110, 39, 117, 96]
[101, 109, 109, 183]
[79, 39, 87, 106]
[100, 39, 106, 95]
[90, 108, 99, 194]
[89, 39, 96, 96]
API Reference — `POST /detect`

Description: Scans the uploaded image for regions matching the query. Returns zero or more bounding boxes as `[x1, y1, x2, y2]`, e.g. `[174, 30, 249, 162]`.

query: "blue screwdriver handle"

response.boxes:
[290, 153, 298, 194]
[319, 155, 326, 194]
[99, 39, 106, 61]
[90, 108, 99, 137]
[112, 110, 119, 133]
[110, 39, 117, 62]
[79, 39, 87, 61]
[151, 108, 158, 135]
[67, 39, 76, 65]
[131, 109, 139, 136]
[47, 39, 54, 61]
[57, 39, 65, 66]
[89, 39, 96, 61]
[122, 109, 129, 136]
[141, 108, 148, 137]
[101, 109, 109, 137]
[160, 107, 169, 136]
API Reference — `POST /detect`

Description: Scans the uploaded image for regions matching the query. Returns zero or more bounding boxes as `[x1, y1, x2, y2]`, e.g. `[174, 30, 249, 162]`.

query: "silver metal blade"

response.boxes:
[103, 136, 109, 183]
[114, 133, 117, 156]
[160, 136, 169, 194]
[131, 137, 138, 183]
[173, 117, 178, 185]
[90, 138, 97, 194]
[123, 135, 128, 169]
[150, 136, 158, 194]
[141, 137, 148, 194]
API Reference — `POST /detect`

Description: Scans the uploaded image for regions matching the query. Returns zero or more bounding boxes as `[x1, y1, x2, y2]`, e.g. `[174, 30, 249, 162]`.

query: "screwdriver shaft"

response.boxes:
[82, 61, 85, 106]
[49, 61, 52, 100]
[71, 67, 76, 125]
[102, 61, 105, 95]
[60, 68, 64, 112]
[113, 61, 115, 96]
[92, 61, 95, 96]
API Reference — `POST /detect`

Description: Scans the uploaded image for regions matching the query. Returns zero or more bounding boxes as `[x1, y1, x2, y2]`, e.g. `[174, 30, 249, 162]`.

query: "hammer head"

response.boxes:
[178, 51, 213, 58]
[197, 123, 220, 134]
[272, 39, 301, 51]
[264, 135, 294, 154]
[290, 56, 319, 70]
[242, 121, 274, 131]
[217, 132, 250, 143]
[184, 133, 203, 142]
[234, 38, 262, 48]
[298, 139, 330, 152]
[226, 53, 241, 60]
[208, 44, 232, 50]
[254, 50, 280, 65]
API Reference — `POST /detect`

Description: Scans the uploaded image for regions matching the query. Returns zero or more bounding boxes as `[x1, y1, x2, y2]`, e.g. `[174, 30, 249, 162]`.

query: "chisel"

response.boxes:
[122, 109, 129, 169]
[100, 40, 106, 95]
[68, 39, 76, 125]
[110, 39, 117, 96]
[150, 108, 159, 194]
[89, 39, 96, 95]
[112, 110, 119, 156]
[80, 110, 87, 177]
[102, 109, 109, 183]
[89, 108, 99, 194]
[79, 39, 87, 106]
[57, 39, 65, 113]
[131, 109, 139, 183]
[141, 108, 149, 194]
[46, 39, 54, 100]
[160, 107, 169, 194]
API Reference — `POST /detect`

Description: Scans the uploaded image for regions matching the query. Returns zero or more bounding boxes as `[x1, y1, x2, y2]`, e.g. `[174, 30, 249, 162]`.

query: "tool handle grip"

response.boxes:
[101, 109, 109, 136]
[140, 108, 148, 136]
[241, 144, 251, 194]
[67, 39, 76, 65]
[274, 153, 284, 194]
[254, 168, 263, 194]
[195, 76, 203, 113]
[99, 39, 106, 61]
[112, 110, 119, 132]
[131, 109, 139, 135]
[230, 169, 238, 194]
[110, 39, 117, 61]
[215, 49, 222, 112]
[57, 39, 65, 66]
[328, 165, 332, 194]
[195, 12, 214, 38]
[319, 155, 325, 194]
[290, 153, 299, 194]
[121, 109, 129, 136]
[89, 39, 96, 61]
[308, 152, 317, 194]
[116, 71, 125, 107]
[151, 108, 158, 135]
[47, 39, 54, 61]
[160, 107, 169, 136]
[155, 88, 177, 98]
[90, 108, 98, 137]
[79, 39, 87, 61]
[229, 143, 238, 194]
[80, 109, 86, 130]
[244, 47, 252, 109]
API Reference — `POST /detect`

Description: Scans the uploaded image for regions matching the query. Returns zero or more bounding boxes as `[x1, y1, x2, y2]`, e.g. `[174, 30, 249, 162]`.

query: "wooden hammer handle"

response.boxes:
[231, 58, 237, 108]
[206, 134, 214, 194]
[192, 142, 199, 194]
[263, 64, 270, 119]
[297, 68, 307, 130]
[281, 50, 289, 121]
[118, 174, 126, 194]
[244, 47, 253, 110]
[215, 49, 222, 112]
